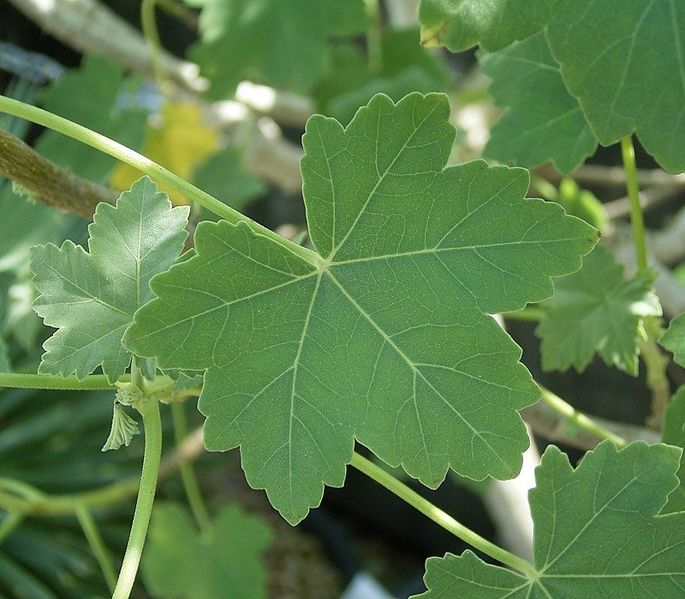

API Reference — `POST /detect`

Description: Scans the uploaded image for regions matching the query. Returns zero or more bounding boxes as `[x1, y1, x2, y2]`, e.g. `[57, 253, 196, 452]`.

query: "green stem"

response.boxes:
[156, 0, 198, 29]
[539, 386, 626, 447]
[0, 511, 23, 545]
[0, 372, 125, 390]
[171, 403, 212, 536]
[75, 504, 117, 593]
[0, 95, 319, 267]
[141, 0, 171, 94]
[350, 452, 537, 578]
[619, 137, 672, 427]
[619, 136, 648, 272]
[112, 399, 162, 599]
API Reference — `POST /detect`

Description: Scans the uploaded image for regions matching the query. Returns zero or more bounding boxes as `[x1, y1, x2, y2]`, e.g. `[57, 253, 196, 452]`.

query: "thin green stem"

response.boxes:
[0, 372, 125, 390]
[156, 0, 198, 29]
[620, 136, 648, 272]
[0, 511, 23, 545]
[350, 452, 537, 578]
[112, 399, 162, 599]
[141, 0, 171, 94]
[171, 403, 212, 536]
[0, 95, 320, 266]
[75, 504, 117, 593]
[539, 386, 626, 447]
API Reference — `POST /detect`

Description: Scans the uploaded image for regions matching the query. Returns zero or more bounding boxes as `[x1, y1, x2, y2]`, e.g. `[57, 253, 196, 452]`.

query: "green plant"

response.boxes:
[1, 0, 685, 597]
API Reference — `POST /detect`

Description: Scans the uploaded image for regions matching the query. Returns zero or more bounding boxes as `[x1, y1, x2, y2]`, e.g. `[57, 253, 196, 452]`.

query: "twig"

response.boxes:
[522, 397, 659, 451]
[9, 0, 307, 193]
[482, 429, 537, 561]
[539, 163, 685, 188]
[0, 426, 204, 516]
[0, 129, 117, 217]
[604, 183, 683, 220]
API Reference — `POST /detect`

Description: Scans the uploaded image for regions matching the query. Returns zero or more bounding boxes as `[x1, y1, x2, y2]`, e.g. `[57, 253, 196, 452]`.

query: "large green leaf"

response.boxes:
[419, 0, 551, 51]
[545, 0, 685, 173]
[417, 441, 685, 597]
[662, 387, 685, 514]
[32, 177, 188, 382]
[481, 33, 598, 174]
[187, 0, 368, 97]
[142, 502, 272, 599]
[537, 245, 661, 375]
[126, 93, 596, 524]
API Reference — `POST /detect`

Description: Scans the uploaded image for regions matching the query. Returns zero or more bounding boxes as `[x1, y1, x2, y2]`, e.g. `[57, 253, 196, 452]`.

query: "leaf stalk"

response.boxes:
[350, 452, 538, 578]
[0, 95, 318, 265]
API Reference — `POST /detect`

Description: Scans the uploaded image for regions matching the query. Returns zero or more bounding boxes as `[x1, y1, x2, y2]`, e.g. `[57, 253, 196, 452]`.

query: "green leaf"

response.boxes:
[32, 177, 188, 382]
[660, 311, 685, 366]
[188, 0, 369, 96]
[126, 93, 596, 524]
[192, 147, 266, 211]
[417, 441, 685, 598]
[38, 54, 147, 183]
[317, 29, 450, 122]
[480, 33, 598, 174]
[0, 54, 146, 274]
[142, 502, 272, 599]
[537, 245, 661, 375]
[662, 387, 685, 514]
[419, 0, 551, 51]
[544, 0, 685, 173]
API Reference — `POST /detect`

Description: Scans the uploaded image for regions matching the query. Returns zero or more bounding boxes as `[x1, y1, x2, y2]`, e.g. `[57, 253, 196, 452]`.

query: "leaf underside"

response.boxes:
[32, 177, 188, 382]
[545, 0, 685, 173]
[480, 33, 598, 174]
[127, 93, 596, 524]
[417, 441, 685, 598]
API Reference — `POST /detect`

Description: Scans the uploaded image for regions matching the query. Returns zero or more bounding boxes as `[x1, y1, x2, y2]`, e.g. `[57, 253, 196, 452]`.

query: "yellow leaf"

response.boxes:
[110, 102, 219, 204]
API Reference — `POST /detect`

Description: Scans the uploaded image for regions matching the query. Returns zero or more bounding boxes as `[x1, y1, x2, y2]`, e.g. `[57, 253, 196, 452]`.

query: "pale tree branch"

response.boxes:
[9, 0, 307, 194]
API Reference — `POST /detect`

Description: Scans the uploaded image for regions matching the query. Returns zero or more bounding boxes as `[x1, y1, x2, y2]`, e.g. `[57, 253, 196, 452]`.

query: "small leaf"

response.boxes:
[418, 0, 551, 52]
[417, 441, 685, 597]
[142, 502, 272, 599]
[187, 0, 369, 96]
[661, 311, 685, 367]
[537, 245, 661, 375]
[127, 93, 596, 524]
[544, 0, 685, 173]
[662, 387, 685, 514]
[101, 403, 140, 451]
[480, 33, 598, 174]
[32, 177, 188, 382]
